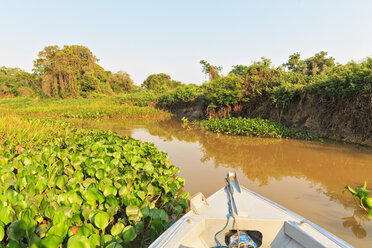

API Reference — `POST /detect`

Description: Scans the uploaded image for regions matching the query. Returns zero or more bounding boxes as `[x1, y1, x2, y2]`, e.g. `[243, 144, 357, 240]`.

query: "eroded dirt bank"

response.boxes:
[159, 94, 372, 146]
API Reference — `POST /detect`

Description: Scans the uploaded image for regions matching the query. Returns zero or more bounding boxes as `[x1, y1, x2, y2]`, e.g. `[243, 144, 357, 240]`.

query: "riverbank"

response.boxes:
[161, 92, 372, 146]
[0, 116, 188, 247]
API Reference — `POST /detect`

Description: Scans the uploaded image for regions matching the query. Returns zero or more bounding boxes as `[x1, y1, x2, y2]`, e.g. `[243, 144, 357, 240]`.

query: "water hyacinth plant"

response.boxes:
[0, 117, 189, 247]
[345, 182, 372, 218]
[198, 117, 318, 140]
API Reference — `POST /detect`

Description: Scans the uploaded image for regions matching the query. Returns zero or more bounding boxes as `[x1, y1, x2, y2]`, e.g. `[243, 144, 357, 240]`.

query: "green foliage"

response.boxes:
[0, 117, 189, 247]
[119, 88, 158, 107]
[32, 45, 134, 98]
[229, 65, 249, 78]
[158, 84, 202, 104]
[202, 75, 243, 108]
[283, 51, 335, 75]
[141, 73, 182, 94]
[345, 182, 372, 218]
[199, 117, 318, 140]
[0, 67, 39, 97]
[0, 97, 170, 119]
[200, 60, 222, 81]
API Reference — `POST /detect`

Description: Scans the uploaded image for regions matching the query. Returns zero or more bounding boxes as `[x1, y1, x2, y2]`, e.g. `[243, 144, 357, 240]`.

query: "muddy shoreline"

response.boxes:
[158, 93, 372, 146]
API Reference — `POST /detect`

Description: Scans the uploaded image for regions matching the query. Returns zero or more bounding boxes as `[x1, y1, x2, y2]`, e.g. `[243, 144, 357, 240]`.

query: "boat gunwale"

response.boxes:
[150, 186, 354, 248]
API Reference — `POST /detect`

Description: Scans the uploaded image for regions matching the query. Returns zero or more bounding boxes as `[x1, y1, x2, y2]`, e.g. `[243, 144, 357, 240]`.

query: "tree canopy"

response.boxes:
[33, 45, 134, 97]
[141, 73, 182, 93]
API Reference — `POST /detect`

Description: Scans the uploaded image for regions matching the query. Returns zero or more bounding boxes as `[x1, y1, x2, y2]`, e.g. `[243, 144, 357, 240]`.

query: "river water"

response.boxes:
[73, 118, 372, 247]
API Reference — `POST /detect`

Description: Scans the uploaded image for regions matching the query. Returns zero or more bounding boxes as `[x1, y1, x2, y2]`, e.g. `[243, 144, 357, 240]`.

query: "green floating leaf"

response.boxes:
[46, 222, 68, 239]
[7, 221, 23, 241]
[106, 195, 119, 207]
[136, 191, 145, 201]
[67, 235, 91, 248]
[84, 188, 105, 205]
[55, 175, 68, 189]
[106, 242, 124, 248]
[0, 205, 14, 225]
[76, 224, 94, 237]
[0, 225, 4, 241]
[94, 211, 110, 230]
[89, 233, 100, 247]
[7, 240, 20, 248]
[126, 205, 139, 217]
[110, 222, 124, 236]
[95, 169, 105, 180]
[122, 225, 136, 242]
[103, 185, 117, 197]
[40, 234, 64, 248]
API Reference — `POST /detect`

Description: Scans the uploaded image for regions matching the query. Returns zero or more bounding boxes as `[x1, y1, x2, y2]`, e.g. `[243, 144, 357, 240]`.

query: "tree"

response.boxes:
[283, 53, 306, 73]
[34, 45, 97, 97]
[284, 51, 335, 75]
[0, 67, 39, 96]
[141, 73, 182, 93]
[304, 51, 335, 75]
[200, 60, 222, 81]
[230, 65, 249, 77]
[33, 45, 134, 97]
[109, 71, 134, 93]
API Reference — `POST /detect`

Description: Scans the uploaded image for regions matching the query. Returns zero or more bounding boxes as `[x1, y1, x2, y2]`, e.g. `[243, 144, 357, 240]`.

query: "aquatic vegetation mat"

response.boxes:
[198, 117, 318, 140]
[0, 117, 188, 247]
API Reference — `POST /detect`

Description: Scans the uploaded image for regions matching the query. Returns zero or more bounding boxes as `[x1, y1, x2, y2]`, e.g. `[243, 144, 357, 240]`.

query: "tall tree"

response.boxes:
[34, 45, 97, 97]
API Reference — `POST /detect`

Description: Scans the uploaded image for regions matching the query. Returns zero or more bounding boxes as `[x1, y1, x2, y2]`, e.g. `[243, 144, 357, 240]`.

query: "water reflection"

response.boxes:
[342, 209, 369, 239]
[71, 118, 372, 247]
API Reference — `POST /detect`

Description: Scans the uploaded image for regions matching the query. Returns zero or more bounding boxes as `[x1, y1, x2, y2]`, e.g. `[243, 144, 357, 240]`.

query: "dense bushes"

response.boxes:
[119, 89, 158, 107]
[0, 117, 189, 247]
[141, 74, 182, 95]
[0, 67, 39, 97]
[201, 75, 243, 108]
[158, 84, 201, 104]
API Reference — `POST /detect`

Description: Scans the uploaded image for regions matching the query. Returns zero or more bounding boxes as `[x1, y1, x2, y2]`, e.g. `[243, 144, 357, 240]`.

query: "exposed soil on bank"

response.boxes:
[158, 93, 372, 146]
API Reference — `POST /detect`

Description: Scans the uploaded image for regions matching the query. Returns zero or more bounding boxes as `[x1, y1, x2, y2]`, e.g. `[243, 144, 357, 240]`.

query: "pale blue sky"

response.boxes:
[1, 0, 372, 85]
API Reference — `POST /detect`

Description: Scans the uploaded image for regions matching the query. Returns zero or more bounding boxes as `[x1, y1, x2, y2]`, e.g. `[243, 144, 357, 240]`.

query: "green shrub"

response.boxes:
[158, 84, 202, 104]
[202, 75, 243, 108]
[119, 89, 158, 107]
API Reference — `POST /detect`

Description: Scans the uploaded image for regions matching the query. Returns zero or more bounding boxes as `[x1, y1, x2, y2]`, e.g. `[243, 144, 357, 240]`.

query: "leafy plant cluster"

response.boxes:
[198, 117, 318, 140]
[345, 182, 372, 218]
[230, 53, 372, 107]
[158, 84, 202, 105]
[119, 89, 158, 107]
[0, 67, 39, 97]
[0, 118, 189, 247]
[0, 45, 135, 99]
[158, 52, 372, 112]
[141, 74, 182, 95]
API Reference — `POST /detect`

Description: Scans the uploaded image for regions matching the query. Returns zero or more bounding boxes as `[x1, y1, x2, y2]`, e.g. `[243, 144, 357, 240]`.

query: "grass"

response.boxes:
[0, 116, 74, 150]
[0, 97, 171, 119]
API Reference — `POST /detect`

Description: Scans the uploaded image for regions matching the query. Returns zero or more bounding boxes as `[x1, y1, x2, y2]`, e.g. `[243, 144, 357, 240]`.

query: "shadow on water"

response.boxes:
[71, 118, 372, 247]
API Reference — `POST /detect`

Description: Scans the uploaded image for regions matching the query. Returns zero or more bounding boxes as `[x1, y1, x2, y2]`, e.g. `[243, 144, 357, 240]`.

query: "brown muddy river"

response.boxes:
[73, 118, 372, 247]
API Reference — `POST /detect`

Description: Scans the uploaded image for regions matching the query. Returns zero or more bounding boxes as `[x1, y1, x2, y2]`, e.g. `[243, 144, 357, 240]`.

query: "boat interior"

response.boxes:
[177, 218, 326, 248]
